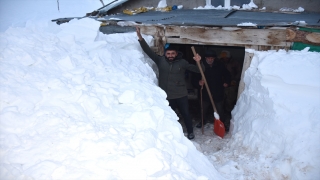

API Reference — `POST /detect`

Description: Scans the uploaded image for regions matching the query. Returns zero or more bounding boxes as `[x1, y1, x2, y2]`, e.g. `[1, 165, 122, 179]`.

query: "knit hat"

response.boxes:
[164, 43, 178, 51]
[204, 50, 217, 58]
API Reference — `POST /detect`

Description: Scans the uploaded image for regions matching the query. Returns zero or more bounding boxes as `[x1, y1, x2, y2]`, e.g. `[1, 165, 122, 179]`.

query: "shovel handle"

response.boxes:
[191, 46, 218, 114]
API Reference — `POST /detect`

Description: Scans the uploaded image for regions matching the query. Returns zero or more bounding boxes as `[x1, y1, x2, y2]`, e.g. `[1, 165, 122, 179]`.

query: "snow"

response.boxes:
[293, 21, 307, 26]
[194, 0, 257, 10]
[237, 22, 257, 26]
[227, 49, 320, 179]
[177, 5, 184, 10]
[1, 0, 320, 179]
[157, 0, 167, 8]
[0, 17, 223, 179]
[280, 7, 305, 13]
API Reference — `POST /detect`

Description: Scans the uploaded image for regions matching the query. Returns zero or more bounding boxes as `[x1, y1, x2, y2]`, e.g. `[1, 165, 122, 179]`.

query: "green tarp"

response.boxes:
[292, 42, 320, 52]
[291, 27, 320, 52]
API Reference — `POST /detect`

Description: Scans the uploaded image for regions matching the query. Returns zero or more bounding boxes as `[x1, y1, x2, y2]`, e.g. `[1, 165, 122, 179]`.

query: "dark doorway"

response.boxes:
[171, 43, 245, 129]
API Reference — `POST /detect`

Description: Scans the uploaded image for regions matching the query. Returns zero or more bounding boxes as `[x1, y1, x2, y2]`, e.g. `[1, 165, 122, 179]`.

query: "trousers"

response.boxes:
[168, 96, 193, 134]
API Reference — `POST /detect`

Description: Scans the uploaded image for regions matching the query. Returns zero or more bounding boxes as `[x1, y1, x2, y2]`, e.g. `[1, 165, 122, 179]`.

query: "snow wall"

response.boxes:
[230, 49, 320, 179]
[0, 18, 224, 179]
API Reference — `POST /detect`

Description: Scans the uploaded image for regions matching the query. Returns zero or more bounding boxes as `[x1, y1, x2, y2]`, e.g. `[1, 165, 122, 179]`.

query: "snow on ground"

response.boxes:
[0, 18, 223, 179]
[1, 0, 320, 179]
[208, 49, 320, 179]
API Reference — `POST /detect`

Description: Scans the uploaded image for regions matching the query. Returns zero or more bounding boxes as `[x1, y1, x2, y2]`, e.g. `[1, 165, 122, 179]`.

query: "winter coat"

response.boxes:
[195, 59, 231, 103]
[139, 39, 204, 99]
[220, 58, 242, 85]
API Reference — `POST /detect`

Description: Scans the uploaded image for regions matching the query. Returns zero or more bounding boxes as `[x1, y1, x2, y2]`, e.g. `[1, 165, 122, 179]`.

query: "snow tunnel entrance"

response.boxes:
[168, 43, 245, 128]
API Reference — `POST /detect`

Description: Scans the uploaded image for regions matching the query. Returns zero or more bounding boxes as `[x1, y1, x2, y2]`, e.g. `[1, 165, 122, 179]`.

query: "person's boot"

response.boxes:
[187, 132, 195, 140]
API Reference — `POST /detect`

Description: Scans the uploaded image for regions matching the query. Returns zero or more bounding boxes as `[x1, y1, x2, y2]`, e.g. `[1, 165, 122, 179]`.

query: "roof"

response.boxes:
[102, 9, 320, 27]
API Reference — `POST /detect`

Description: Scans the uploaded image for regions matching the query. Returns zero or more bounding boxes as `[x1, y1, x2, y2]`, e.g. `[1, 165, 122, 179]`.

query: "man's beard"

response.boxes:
[166, 56, 176, 61]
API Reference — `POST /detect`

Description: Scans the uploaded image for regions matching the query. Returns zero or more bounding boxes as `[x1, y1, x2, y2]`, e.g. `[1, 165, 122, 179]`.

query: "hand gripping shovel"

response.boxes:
[191, 47, 225, 138]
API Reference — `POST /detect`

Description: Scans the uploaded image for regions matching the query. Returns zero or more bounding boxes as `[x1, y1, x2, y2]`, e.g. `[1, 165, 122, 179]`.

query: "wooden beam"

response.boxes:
[167, 38, 246, 47]
[286, 28, 320, 45]
[237, 46, 257, 99]
[138, 25, 295, 53]
[165, 26, 181, 37]
[306, 33, 320, 44]
[153, 26, 166, 56]
[138, 26, 158, 36]
[180, 27, 288, 46]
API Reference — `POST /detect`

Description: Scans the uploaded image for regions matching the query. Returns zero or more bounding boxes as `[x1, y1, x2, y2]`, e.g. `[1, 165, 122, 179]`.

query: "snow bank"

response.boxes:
[0, 17, 223, 179]
[230, 49, 320, 179]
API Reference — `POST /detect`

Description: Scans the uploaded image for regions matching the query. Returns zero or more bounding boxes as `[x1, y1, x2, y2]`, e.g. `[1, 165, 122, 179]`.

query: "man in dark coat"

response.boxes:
[219, 50, 241, 116]
[195, 50, 231, 131]
[136, 27, 204, 140]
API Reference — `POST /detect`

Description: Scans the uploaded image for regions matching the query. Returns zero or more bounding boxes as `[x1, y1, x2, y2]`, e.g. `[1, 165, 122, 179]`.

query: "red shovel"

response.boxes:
[191, 47, 225, 138]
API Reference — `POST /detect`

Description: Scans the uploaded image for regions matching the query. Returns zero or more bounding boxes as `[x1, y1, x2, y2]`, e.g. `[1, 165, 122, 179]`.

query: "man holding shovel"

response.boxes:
[136, 27, 204, 140]
[195, 50, 231, 131]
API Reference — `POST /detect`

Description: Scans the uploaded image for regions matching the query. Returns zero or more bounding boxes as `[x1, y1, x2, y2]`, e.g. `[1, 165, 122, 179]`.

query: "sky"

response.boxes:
[0, 0, 320, 179]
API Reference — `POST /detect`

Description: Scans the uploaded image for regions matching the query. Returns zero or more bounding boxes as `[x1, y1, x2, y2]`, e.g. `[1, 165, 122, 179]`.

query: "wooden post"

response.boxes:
[237, 46, 257, 99]
[153, 27, 166, 56]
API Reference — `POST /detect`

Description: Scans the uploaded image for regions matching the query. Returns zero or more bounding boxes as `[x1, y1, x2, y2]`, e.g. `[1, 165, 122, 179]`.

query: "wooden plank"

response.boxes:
[167, 38, 246, 47]
[237, 45, 257, 99]
[180, 27, 287, 46]
[153, 26, 166, 56]
[165, 26, 220, 37]
[287, 28, 320, 45]
[286, 29, 296, 40]
[138, 26, 159, 36]
[306, 33, 320, 44]
[165, 26, 181, 37]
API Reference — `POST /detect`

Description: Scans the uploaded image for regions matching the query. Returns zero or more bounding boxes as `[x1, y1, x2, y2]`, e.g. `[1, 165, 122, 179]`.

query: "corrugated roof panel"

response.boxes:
[103, 9, 320, 27]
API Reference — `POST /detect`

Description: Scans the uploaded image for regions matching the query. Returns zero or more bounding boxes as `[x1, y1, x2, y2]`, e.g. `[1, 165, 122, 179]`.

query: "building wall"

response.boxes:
[256, 0, 320, 13]
[108, 0, 320, 14]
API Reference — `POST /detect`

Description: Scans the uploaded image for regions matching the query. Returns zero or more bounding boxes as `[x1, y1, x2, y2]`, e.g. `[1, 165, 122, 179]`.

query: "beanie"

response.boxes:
[204, 50, 217, 58]
[166, 46, 177, 51]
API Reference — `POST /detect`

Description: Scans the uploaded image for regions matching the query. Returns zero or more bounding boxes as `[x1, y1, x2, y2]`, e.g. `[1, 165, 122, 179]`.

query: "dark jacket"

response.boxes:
[195, 59, 231, 102]
[139, 39, 204, 99]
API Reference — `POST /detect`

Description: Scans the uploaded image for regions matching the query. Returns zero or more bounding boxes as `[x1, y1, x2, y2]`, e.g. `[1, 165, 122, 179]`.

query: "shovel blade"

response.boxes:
[214, 119, 225, 138]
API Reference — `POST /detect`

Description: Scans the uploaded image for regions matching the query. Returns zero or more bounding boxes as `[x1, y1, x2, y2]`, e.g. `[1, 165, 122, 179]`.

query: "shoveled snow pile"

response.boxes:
[209, 49, 320, 179]
[0, 18, 223, 179]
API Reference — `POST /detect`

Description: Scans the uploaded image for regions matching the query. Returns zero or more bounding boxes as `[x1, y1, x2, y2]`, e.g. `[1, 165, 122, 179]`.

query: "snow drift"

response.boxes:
[229, 49, 320, 179]
[0, 18, 223, 179]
